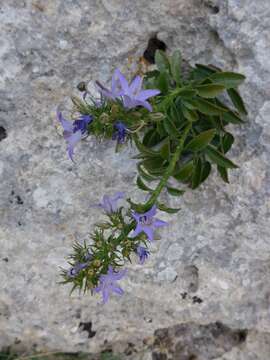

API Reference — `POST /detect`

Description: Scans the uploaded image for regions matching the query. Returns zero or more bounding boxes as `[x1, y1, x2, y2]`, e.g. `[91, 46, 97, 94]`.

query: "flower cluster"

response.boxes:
[57, 50, 247, 304]
[57, 69, 160, 161]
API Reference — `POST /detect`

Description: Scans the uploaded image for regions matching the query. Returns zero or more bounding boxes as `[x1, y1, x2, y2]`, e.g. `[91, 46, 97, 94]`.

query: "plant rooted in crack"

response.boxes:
[57, 50, 247, 303]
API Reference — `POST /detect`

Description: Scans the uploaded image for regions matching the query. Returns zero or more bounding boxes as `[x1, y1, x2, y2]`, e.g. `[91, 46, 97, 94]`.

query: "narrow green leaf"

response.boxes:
[155, 50, 170, 72]
[182, 104, 199, 122]
[206, 146, 238, 168]
[174, 161, 193, 182]
[142, 158, 166, 176]
[178, 88, 197, 98]
[191, 158, 202, 189]
[182, 99, 197, 110]
[167, 186, 185, 196]
[201, 161, 211, 183]
[185, 129, 216, 152]
[222, 110, 244, 124]
[170, 50, 182, 85]
[143, 128, 162, 147]
[160, 139, 170, 160]
[227, 88, 248, 115]
[137, 163, 157, 181]
[192, 98, 228, 115]
[222, 133, 234, 153]
[157, 71, 169, 93]
[157, 203, 181, 214]
[196, 84, 225, 98]
[163, 116, 179, 139]
[136, 176, 153, 192]
[133, 135, 160, 157]
[156, 121, 167, 137]
[218, 166, 229, 183]
[195, 63, 220, 74]
[209, 72, 246, 88]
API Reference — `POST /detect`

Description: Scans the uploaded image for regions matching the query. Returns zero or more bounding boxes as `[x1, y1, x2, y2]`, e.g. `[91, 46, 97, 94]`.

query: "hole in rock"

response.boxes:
[192, 296, 203, 304]
[16, 195, 24, 205]
[0, 126, 7, 141]
[79, 321, 96, 338]
[203, 1, 219, 14]
[143, 36, 167, 64]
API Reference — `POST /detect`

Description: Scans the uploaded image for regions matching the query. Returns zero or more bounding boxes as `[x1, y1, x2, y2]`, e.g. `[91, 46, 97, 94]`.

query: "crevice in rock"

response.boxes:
[151, 321, 248, 360]
[79, 321, 96, 339]
[0, 126, 7, 141]
[143, 35, 167, 64]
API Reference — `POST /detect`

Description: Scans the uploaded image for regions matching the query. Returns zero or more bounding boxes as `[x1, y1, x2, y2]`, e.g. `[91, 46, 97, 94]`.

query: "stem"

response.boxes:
[145, 123, 192, 208]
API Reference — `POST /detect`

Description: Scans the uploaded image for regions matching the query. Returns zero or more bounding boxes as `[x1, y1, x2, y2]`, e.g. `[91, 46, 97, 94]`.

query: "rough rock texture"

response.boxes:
[0, 0, 270, 358]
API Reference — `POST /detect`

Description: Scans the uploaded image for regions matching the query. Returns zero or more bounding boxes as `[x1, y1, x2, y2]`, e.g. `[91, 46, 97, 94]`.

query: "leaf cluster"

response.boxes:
[134, 50, 247, 206]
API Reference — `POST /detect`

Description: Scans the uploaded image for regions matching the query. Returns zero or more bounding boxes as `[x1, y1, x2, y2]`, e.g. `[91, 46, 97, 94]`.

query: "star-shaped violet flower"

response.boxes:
[57, 110, 93, 161]
[93, 266, 127, 304]
[96, 192, 125, 213]
[95, 69, 124, 100]
[96, 69, 160, 112]
[136, 245, 150, 265]
[130, 205, 168, 241]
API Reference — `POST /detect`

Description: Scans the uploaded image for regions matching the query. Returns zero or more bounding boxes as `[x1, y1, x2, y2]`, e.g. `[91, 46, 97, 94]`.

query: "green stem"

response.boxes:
[145, 123, 192, 208]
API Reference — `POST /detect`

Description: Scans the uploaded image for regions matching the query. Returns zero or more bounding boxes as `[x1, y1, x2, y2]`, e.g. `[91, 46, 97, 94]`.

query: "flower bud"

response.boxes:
[99, 113, 110, 124]
[149, 112, 165, 121]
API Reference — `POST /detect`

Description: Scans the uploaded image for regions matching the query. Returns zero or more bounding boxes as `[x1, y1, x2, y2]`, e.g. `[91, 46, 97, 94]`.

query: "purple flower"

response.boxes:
[136, 246, 150, 264]
[112, 121, 127, 144]
[67, 262, 88, 278]
[93, 266, 127, 304]
[130, 205, 168, 241]
[96, 69, 160, 112]
[57, 110, 93, 161]
[95, 69, 123, 100]
[96, 192, 125, 213]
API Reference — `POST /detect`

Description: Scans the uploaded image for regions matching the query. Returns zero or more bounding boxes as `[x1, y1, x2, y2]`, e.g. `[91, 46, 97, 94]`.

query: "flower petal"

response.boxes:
[134, 99, 153, 112]
[95, 81, 115, 99]
[102, 289, 110, 304]
[144, 205, 157, 218]
[143, 226, 154, 241]
[57, 110, 73, 133]
[122, 95, 136, 109]
[130, 75, 142, 94]
[111, 268, 127, 280]
[102, 195, 112, 213]
[115, 69, 129, 94]
[66, 131, 82, 161]
[112, 285, 124, 295]
[153, 219, 168, 228]
[130, 224, 143, 238]
[137, 89, 160, 101]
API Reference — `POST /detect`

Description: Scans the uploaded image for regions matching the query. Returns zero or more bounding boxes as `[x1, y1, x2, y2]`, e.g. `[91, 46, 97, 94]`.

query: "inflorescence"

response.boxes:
[57, 50, 247, 303]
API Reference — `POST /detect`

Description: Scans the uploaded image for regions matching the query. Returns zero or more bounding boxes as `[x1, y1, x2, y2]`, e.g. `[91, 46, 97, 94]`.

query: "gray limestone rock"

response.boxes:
[0, 0, 270, 358]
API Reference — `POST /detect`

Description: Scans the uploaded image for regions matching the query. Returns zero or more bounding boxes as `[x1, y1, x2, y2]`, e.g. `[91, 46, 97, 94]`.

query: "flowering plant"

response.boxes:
[57, 50, 247, 303]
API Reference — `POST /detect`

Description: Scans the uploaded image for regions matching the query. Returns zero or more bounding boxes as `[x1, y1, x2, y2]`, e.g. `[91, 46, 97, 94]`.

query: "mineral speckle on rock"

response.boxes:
[0, 0, 270, 358]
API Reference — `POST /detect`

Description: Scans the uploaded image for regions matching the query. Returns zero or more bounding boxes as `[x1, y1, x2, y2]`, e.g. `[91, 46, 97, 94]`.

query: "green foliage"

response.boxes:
[136, 50, 247, 195]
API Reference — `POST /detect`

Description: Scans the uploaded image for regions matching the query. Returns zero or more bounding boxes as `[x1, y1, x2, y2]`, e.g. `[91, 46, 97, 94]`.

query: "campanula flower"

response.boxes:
[96, 69, 160, 111]
[112, 121, 127, 144]
[95, 69, 123, 100]
[130, 205, 168, 241]
[67, 262, 88, 278]
[67, 251, 92, 278]
[93, 266, 127, 304]
[57, 110, 93, 161]
[96, 192, 125, 213]
[136, 245, 150, 264]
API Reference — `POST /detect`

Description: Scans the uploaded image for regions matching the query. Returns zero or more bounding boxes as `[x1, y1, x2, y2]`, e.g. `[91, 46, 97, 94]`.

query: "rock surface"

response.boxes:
[1, 0, 270, 359]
